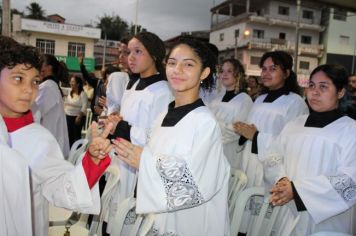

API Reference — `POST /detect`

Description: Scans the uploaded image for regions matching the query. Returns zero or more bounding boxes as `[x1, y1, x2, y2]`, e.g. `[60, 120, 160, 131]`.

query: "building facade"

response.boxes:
[320, 8, 356, 75]
[210, 0, 324, 86]
[12, 14, 101, 72]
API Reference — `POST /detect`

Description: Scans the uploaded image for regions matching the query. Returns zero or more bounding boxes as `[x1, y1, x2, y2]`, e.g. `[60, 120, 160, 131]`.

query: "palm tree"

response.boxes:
[26, 2, 45, 20]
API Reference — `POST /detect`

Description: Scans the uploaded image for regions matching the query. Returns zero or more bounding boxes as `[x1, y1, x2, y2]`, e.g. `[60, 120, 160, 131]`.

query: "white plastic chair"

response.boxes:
[89, 165, 121, 236]
[230, 187, 280, 236]
[228, 169, 248, 218]
[82, 108, 93, 137]
[67, 138, 89, 165]
[48, 165, 120, 236]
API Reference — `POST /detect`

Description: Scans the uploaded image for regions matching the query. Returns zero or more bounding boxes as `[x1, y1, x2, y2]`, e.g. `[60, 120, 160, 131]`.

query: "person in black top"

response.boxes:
[79, 56, 118, 121]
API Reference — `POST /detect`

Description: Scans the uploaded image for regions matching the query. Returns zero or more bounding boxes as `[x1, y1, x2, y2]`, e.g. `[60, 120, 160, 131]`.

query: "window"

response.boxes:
[219, 33, 224, 42]
[253, 29, 264, 39]
[339, 35, 350, 45]
[250, 56, 261, 65]
[279, 32, 286, 40]
[301, 35, 312, 44]
[36, 39, 55, 55]
[68, 42, 85, 57]
[278, 6, 289, 16]
[333, 9, 347, 21]
[235, 29, 240, 38]
[302, 10, 313, 19]
[299, 61, 310, 70]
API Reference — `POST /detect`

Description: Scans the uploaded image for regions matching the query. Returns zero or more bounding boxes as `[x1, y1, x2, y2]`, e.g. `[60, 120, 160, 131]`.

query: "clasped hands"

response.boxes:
[233, 121, 257, 140]
[269, 177, 294, 206]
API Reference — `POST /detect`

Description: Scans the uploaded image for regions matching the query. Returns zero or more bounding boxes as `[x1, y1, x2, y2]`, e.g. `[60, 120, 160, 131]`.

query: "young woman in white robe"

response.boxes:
[35, 54, 70, 156]
[263, 64, 356, 235]
[104, 32, 173, 234]
[209, 58, 253, 170]
[113, 38, 230, 236]
[0, 116, 32, 236]
[233, 51, 309, 233]
[0, 36, 113, 236]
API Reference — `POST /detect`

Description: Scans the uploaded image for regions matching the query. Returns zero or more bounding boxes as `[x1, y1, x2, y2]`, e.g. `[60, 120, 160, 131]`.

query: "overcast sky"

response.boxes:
[11, 0, 223, 40]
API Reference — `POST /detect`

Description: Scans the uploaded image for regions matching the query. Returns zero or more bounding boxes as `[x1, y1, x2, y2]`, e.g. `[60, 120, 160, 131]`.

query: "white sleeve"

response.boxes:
[0, 144, 32, 236]
[130, 90, 172, 146]
[136, 118, 230, 214]
[107, 72, 129, 115]
[257, 97, 308, 159]
[294, 134, 356, 224]
[80, 92, 88, 114]
[14, 129, 100, 214]
[36, 82, 60, 116]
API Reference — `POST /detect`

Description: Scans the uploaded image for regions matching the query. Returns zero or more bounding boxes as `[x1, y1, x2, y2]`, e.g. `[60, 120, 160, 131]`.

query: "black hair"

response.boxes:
[40, 54, 69, 97]
[70, 75, 84, 97]
[259, 51, 301, 95]
[120, 36, 131, 45]
[206, 42, 219, 60]
[167, 38, 217, 91]
[0, 36, 41, 72]
[310, 64, 350, 112]
[103, 65, 120, 81]
[132, 32, 166, 79]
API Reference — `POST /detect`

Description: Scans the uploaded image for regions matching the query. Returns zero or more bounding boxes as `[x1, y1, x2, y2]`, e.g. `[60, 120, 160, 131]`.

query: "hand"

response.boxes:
[94, 106, 103, 115]
[98, 96, 107, 108]
[233, 121, 257, 140]
[88, 121, 113, 164]
[106, 113, 123, 134]
[112, 138, 143, 169]
[75, 115, 82, 125]
[269, 178, 293, 206]
[78, 53, 84, 64]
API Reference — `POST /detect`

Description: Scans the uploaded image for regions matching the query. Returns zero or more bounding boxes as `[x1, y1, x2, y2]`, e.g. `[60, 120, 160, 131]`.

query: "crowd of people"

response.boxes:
[0, 31, 355, 236]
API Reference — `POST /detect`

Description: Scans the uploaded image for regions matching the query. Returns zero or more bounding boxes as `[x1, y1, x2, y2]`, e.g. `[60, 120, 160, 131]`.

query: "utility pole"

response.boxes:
[294, 0, 301, 74]
[134, 0, 139, 35]
[2, 0, 11, 36]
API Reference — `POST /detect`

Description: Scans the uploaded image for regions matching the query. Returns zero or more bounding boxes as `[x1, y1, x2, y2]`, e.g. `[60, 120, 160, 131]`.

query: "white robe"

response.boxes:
[209, 92, 253, 170]
[106, 72, 130, 115]
[263, 115, 356, 235]
[36, 80, 70, 157]
[240, 93, 309, 188]
[137, 106, 230, 236]
[0, 117, 32, 236]
[8, 123, 101, 236]
[107, 79, 173, 232]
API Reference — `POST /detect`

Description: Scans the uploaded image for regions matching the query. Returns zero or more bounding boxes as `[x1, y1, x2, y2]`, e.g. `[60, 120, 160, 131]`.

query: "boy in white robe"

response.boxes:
[0, 36, 113, 236]
[263, 64, 356, 235]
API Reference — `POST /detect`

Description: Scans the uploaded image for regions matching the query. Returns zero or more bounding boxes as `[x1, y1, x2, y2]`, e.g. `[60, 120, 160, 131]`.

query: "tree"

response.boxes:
[97, 14, 129, 41]
[26, 2, 45, 20]
[129, 23, 146, 35]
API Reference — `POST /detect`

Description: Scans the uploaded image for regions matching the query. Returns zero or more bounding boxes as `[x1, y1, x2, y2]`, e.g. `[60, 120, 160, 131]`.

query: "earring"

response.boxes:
[200, 80, 203, 84]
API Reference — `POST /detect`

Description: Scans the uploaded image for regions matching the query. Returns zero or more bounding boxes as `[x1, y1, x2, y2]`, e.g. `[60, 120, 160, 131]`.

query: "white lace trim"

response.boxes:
[124, 207, 137, 225]
[157, 156, 204, 210]
[328, 174, 356, 202]
[150, 227, 178, 236]
[263, 154, 282, 167]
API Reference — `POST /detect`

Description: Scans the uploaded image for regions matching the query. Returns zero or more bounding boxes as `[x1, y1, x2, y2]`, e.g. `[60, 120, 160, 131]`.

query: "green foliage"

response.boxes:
[26, 2, 46, 20]
[96, 14, 147, 40]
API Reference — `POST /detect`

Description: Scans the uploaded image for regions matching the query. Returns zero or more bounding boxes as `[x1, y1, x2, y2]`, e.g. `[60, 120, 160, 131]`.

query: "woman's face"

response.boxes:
[127, 38, 156, 77]
[260, 57, 288, 90]
[166, 44, 209, 95]
[40, 62, 52, 79]
[70, 77, 78, 90]
[220, 62, 237, 90]
[306, 71, 344, 112]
